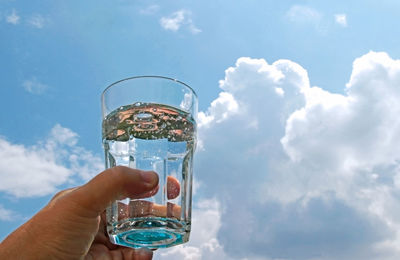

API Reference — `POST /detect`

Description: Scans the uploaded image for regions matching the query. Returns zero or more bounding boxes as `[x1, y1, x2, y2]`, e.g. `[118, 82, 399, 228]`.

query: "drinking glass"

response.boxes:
[101, 76, 197, 249]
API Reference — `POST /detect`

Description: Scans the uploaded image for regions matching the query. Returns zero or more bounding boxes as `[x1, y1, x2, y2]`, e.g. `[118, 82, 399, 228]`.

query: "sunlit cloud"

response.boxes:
[0, 124, 103, 198]
[160, 10, 201, 34]
[335, 13, 348, 27]
[191, 51, 400, 259]
[160, 199, 231, 260]
[6, 9, 20, 25]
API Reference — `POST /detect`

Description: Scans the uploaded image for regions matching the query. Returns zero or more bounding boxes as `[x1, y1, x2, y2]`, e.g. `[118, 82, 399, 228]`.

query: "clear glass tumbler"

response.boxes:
[101, 76, 197, 249]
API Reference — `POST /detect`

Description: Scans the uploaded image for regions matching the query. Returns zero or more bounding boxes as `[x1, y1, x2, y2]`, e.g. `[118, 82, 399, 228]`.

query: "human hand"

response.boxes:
[0, 166, 159, 260]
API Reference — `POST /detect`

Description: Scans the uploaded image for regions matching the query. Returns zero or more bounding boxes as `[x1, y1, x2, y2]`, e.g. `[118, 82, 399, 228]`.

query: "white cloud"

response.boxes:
[198, 92, 239, 128]
[140, 4, 160, 15]
[6, 9, 20, 25]
[159, 199, 232, 260]
[160, 10, 185, 31]
[28, 14, 46, 29]
[188, 24, 201, 35]
[0, 124, 103, 197]
[184, 51, 400, 259]
[285, 5, 331, 34]
[335, 13, 348, 27]
[286, 5, 322, 24]
[22, 77, 48, 94]
[0, 205, 16, 221]
[160, 10, 201, 34]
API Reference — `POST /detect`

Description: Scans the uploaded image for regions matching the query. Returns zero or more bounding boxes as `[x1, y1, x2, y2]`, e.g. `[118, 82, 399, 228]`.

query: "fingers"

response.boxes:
[61, 166, 181, 221]
[167, 176, 180, 200]
[118, 200, 181, 219]
[68, 166, 159, 218]
[116, 176, 182, 220]
[117, 201, 181, 220]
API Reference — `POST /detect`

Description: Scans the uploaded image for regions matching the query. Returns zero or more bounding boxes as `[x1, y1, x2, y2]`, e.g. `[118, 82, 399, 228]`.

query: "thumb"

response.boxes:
[67, 166, 159, 218]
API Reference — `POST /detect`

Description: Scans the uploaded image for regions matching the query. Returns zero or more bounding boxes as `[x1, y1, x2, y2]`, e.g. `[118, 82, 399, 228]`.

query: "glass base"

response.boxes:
[108, 217, 190, 249]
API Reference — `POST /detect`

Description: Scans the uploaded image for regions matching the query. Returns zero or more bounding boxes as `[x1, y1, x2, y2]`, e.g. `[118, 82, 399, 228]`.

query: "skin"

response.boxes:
[0, 166, 161, 260]
[167, 176, 180, 200]
[116, 176, 182, 220]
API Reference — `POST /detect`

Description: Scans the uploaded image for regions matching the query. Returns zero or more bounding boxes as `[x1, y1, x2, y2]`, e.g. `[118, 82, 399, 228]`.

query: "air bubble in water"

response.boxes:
[135, 113, 153, 121]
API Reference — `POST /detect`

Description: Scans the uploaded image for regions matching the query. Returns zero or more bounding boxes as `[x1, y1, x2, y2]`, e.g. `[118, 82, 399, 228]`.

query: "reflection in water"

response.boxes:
[118, 175, 181, 221]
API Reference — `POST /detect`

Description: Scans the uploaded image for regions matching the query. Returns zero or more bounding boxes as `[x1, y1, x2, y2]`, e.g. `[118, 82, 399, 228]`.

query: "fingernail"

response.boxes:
[140, 171, 158, 185]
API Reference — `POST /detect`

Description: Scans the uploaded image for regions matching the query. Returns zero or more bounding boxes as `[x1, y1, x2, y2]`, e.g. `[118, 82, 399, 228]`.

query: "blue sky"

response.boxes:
[2, 1, 400, 259]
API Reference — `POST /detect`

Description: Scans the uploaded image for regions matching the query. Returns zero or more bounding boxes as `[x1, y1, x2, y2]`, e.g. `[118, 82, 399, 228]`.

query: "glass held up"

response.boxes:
[101, 76, 197, 249]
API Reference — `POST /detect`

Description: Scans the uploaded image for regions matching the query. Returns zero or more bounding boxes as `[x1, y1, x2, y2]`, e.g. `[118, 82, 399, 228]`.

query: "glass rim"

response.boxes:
[101, 75, 198, 100]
